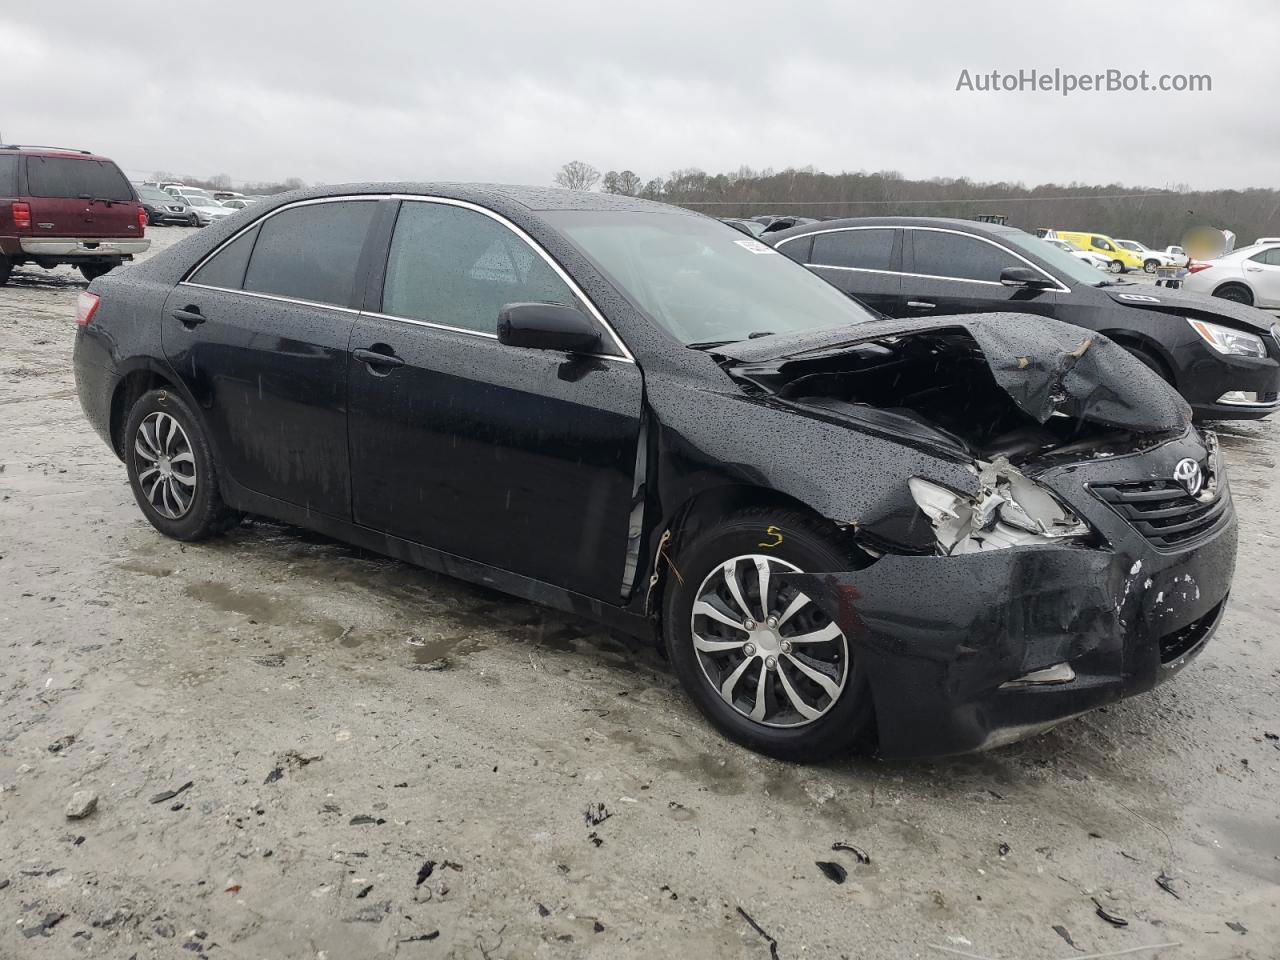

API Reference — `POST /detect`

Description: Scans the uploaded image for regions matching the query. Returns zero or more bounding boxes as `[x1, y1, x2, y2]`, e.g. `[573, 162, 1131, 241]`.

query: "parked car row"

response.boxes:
[764, 216, 1280, 420]
[73, 184, 1263, 761]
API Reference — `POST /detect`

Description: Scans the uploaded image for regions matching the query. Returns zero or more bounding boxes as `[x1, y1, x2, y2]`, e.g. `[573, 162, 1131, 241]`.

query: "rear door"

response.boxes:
[163, 197, 380, 517]
[22, 154, 139, 238]
[780, 227, 902, 316]
[346, 198, 644, 601]
[901, 227, 1061, 318]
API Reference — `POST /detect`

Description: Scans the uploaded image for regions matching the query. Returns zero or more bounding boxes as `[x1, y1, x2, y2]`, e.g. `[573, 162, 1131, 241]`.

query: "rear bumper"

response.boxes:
[788, 429, 1238, 758]
[19, 237, 150, 258]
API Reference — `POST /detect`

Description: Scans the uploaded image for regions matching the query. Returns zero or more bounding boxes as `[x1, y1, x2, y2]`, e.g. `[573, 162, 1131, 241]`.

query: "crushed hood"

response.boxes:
[1104, 285, 1278, 333]
[715, 312, 1192, 434]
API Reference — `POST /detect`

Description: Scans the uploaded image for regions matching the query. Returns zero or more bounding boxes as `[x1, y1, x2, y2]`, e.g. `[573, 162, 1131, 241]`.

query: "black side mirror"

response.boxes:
[1000, 266, 1054, 289]
[497, 302, 602, 354]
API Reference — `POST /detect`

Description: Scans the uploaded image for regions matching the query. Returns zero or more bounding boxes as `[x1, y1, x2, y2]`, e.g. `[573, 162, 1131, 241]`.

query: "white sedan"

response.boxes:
[1183, 241, 1280, 308]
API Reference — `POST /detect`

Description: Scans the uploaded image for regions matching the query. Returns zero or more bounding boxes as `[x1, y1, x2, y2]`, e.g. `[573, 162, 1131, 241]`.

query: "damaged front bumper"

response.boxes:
[787, 429, 1238, 758]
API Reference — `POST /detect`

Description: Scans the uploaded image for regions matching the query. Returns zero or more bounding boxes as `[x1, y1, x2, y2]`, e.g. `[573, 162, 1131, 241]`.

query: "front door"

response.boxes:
[900, 227, 1061, 319]
[162, 198, 380, 517]
[347, 199, 644, 601]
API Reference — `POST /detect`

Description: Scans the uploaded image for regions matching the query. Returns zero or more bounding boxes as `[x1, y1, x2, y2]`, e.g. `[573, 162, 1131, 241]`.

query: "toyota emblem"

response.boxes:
[1173, 458, 1203, 496]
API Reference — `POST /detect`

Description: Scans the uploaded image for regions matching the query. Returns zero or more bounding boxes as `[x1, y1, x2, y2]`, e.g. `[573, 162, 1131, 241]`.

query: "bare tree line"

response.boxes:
[554, 161, 1280, 246]
[151, 171, 307, 196]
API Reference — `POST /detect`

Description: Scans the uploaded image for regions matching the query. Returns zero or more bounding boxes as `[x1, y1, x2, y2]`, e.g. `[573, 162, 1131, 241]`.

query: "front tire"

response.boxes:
[662, 507, 876, 761]
[123, 388, 241, 541]
[1109, 260, 1124, 274]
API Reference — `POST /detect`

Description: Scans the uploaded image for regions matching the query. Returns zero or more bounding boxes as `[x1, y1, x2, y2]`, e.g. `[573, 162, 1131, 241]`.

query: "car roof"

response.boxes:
[0, 144, 112, 161]
[763, 215, 1024, 243]
[234, 182, 687, 215]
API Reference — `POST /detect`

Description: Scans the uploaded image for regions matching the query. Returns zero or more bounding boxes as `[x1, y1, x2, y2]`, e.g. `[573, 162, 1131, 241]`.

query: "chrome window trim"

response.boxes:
[779, 224, 1070, 293]
[180, 193, 636, 364]
[179, 281, 364, 314]
[390, 195, 634, 363]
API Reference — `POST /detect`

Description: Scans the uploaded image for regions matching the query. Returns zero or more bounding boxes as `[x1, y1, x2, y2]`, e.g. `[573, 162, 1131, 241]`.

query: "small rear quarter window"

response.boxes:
[188, 225, 260, 290]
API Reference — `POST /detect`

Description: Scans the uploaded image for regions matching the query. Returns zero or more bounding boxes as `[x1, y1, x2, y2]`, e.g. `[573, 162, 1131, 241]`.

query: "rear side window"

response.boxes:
[0, 155, 18, 196]
[189, 225, 260, 289]
[810, 229, 895, 271]
[1249, 248, 1280, 267]
[911, 230, 1022, 283]
[26, 156, 133, 201]
[242, 201, 377, 307]
[382, 201, 578, 334]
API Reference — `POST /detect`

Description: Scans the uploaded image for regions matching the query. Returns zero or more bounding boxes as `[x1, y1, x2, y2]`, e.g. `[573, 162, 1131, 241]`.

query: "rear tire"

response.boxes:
[0, 256, 10, 286]
[662, 506, 876, 761]
[1213, 283, 1253, 305]
[79, 263, 114, 282]
[124, 388, 242, 541]
[1143, 259, 1159, 274]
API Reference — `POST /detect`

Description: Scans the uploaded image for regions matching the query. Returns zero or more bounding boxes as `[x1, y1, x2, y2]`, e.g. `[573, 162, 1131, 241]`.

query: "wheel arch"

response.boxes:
[108, 361, 201, 461]
[1211, 280, 1254, 303]
[1098, 329, 1178, 387]
[645, 483, 869, 634]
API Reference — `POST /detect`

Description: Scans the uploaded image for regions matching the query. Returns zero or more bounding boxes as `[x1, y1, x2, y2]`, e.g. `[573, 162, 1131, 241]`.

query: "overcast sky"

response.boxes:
[5, 1, 1277, 192]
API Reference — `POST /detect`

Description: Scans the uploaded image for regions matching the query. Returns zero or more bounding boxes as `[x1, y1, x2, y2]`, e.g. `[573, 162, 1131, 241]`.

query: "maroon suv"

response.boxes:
[0, 144, 149, 285]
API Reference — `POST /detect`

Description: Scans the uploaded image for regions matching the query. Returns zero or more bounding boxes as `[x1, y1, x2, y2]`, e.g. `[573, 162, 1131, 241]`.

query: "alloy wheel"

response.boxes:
[133, 411, 197, 519]
[690, 554, 849, 728]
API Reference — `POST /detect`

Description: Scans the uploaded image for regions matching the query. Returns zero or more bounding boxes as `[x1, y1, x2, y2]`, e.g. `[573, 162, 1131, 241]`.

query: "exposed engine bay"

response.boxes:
[718, 318, 1198, 555]
[729, 328, 1178, 464]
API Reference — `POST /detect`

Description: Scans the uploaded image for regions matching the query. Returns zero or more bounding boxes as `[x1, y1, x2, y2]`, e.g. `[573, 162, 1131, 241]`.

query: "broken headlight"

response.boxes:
[1186, 319, 1267, 358]
[908, 458, 1091, 555]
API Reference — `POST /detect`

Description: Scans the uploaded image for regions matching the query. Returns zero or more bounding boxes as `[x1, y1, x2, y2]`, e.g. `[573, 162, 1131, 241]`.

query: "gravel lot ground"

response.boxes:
[1, 227, 1278, 960]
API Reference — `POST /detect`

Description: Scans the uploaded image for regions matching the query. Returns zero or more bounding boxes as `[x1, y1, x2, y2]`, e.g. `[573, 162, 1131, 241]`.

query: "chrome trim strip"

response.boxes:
[178, 281, 363, 315]
[391, 195, 634, 363]
[180, 192, 636, 364]
[778, 223, 1070, 293]
[1215, 392, 1280, 408]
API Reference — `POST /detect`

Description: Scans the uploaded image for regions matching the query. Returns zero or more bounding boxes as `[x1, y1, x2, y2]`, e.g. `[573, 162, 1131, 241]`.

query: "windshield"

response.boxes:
[545, 210, 878, 346]
[1115, 240, 1143, 253]
[1003, 231, 1113, 287]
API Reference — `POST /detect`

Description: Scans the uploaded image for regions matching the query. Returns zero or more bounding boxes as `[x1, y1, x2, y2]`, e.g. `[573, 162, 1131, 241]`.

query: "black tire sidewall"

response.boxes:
[123, 388, 229, 541]
[662, 511, 875, 760]
[1215, 285, 1252, 305]
[0, 256, 10, 286]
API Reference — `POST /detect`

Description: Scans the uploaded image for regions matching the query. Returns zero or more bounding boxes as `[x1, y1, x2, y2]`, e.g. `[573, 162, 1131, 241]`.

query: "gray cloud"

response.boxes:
[4, 0, 1275, 190]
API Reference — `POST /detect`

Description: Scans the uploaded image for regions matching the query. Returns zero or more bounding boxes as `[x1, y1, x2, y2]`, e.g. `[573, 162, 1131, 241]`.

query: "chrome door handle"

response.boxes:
[906, 301, 936, 309]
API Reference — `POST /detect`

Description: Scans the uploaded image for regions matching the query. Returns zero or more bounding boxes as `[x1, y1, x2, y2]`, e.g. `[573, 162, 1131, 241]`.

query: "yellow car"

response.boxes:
[1055, 230, 1145, 273]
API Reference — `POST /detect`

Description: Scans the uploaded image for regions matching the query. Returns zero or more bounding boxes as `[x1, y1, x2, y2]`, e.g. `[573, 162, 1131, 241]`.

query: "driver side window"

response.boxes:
[382, 201, 587, 337]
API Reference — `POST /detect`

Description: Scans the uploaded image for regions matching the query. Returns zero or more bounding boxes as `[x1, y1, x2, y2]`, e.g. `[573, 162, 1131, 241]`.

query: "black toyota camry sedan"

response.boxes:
[74, 185, 1237, 760]
[766, 217, 1280, 420]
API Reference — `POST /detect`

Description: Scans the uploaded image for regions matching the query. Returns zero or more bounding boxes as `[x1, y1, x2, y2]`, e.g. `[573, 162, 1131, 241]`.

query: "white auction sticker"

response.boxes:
[733, 239, 778, 254]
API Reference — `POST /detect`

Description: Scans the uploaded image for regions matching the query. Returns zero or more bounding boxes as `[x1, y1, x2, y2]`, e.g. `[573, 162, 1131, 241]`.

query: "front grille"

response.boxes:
[1092, 478, 1231, 548]
[1159, 599, 1224, 663]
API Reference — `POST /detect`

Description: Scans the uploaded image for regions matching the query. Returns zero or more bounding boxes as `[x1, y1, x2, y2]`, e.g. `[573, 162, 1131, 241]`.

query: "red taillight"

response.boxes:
[137, 205, 147, 234]
[12, 201, 31, 230]
[76, 292, 100, 327]
[1187, 262, 1213, 274]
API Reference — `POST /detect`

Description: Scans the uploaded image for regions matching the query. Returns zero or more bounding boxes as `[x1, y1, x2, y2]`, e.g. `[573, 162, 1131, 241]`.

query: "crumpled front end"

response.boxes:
[786, 428, 1237, 757]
